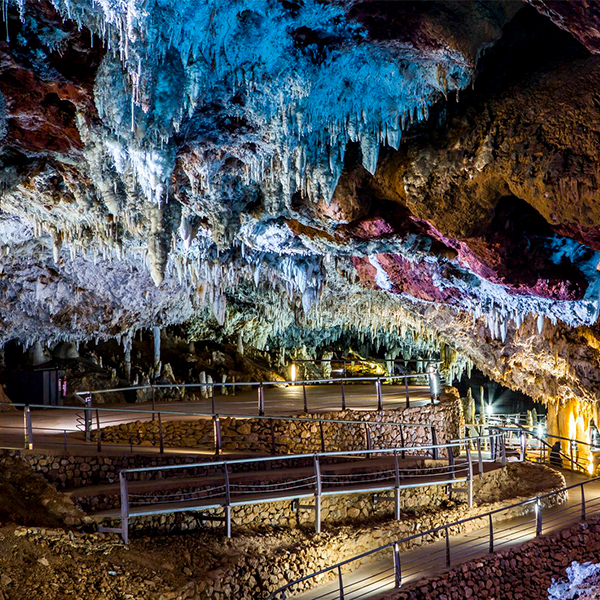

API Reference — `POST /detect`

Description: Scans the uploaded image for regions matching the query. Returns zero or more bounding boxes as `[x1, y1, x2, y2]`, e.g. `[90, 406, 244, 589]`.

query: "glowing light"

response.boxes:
[568, 413, 577, 440]
[537, 424, 544, 439]
[291, 364, 297, 383]
[485, 404, 493, 416]
[588, 462, 595, 476]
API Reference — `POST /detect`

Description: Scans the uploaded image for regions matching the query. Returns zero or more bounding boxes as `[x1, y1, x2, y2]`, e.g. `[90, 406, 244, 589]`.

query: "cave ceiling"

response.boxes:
[2, 0, 600, 404]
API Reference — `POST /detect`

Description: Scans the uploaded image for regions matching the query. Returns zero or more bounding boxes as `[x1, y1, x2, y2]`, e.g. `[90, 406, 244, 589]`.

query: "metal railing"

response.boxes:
[497, 426, 598, 474]
[268, 475, 597, 600]
[487, 413, 547, 427]
[73, 370, 442, 417]
[0, 403, 440, 457]
[293, 359, 442, 379]
[97, 432, 506, 544]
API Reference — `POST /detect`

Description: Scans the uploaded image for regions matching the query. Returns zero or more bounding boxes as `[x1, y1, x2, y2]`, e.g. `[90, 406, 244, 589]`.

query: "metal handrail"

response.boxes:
[119, 436, 480, 475]
[494, 426, 595, 472]
[106, 432, 504, 544]
[292, 359, 442, 364]
[73, 372, 434, 398]
[6, 403, 433, 429]
[268, 474, 596, 599]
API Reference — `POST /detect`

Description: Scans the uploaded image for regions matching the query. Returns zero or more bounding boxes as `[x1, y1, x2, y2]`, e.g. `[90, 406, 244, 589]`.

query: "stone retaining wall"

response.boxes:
[389, 518, 600, 600]
[3, 450, 211, 488]
[7, 449, 415, 491]
[93, 389, 463, 456]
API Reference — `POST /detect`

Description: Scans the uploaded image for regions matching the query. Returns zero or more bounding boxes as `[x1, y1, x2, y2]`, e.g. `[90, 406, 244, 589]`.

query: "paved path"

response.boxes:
[84, 458, 502, 526]
[288, 471, 600, 600]
[0, 383, 434, 455]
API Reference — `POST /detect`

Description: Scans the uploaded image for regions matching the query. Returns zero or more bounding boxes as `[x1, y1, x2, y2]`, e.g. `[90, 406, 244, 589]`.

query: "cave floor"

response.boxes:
[290, 470, 597, 600]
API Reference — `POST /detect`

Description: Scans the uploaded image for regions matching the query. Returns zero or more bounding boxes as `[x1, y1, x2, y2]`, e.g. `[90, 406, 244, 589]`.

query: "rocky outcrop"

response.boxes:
[0, 453, 90, 528]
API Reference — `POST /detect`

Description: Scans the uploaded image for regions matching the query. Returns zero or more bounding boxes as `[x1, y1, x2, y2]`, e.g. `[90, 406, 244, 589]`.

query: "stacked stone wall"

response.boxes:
[92, 390, 463, 456]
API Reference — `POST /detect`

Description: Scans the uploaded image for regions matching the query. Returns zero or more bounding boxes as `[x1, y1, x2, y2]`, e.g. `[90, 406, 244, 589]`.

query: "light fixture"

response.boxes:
[291, 363, 297, 383]
[537, 424, 544, 439]
[588, 462, 595, 476]
[485, 404, 493, 416]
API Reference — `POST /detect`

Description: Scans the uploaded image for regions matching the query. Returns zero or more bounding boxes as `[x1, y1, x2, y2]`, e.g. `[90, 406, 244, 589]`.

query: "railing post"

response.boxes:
[24, 405, 34, 450]
[501, 433, 507, 467]
[429, 370, 435, 404]
[151, 385, 156, 422]
[393, 542, 402, 587]
[158, 411, 164, 454]
[84, 395, 92, 442]
[340, 379, 346, 411]
[570, 440, 575, 471]
[224, 463, 232, 538]
[319, 420, 325, 453]
[394, 451, 401, 521]
[119, 471, 129, 544]
[258, 383, 265, 417]
[314, 455, 322, 533]
[477, 437, 483, 476]
[302, 383, 308, 413]
[63, 430, 68, 452]
[448, 445, 455, 480]
[338, 566, 345, 600]
[213, 416, 222, 456]
[431, 426, 439, 460]
[445, 525, 451, 567]
[581, 484, 586, 521]
[536, 498, 542, 536]
[399, 424, 406, 459]
[364, 422, 372, 452]
[211, 385, 216, 414]
[488, 514, 494, 553]
[404, 377, 410, 408]
[519, 430, 526, 462]
[466, 445, 473, 508]
[376, 378, 383, 411]
[95, 409, 102, 452]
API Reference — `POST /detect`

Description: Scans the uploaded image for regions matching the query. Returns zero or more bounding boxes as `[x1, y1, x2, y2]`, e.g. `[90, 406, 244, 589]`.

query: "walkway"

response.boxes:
[0, 383, 434, 455]
[84, 453, 494, 522]
[288, 471, 600, 600]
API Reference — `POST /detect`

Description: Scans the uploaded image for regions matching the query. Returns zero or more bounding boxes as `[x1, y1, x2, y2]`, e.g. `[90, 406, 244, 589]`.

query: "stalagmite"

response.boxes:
[200, 371, 207, 398]
[221, 374, 228, 396]
[152, 326, 161, 378]
[123, 333, 133, 380]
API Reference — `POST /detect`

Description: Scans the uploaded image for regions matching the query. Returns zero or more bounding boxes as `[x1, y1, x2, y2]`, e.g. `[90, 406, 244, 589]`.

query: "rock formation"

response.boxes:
[0, 1, 600, 440]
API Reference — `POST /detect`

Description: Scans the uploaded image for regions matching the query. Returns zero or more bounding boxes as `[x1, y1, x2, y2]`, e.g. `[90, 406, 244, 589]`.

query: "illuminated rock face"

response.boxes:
[2, 1, 600, 414]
